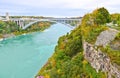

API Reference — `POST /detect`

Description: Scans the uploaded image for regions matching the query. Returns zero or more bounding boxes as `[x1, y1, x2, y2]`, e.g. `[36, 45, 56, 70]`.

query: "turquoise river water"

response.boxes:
[0, 23, 71, 78]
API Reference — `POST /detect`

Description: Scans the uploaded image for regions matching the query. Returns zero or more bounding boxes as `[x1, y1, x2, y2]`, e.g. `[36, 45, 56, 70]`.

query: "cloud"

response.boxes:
[0, 0, 120, 16]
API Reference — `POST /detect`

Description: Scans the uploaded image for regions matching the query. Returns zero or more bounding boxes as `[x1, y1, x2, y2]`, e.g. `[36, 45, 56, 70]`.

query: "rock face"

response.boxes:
[83, 29, 120, 78]
[95, 29, 119, 47]
[83, 42, 120, 78]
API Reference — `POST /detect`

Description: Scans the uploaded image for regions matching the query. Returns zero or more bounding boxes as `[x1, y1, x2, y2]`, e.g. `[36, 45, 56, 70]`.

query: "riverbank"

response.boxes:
[0, 21, 54, 41]
[0, 23, 72, 78]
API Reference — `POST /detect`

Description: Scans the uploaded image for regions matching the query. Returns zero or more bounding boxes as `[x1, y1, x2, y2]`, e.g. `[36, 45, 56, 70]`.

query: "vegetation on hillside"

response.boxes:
[14, 21, 52, 35]
[0, 21, 52, 38]
[81, 7, 111, 27]
[0, 21, 19, 34]
[37, 25, 107, 78]
[110, 13, 120, 30]
[37, 7, 116, 78]
[81, 7, 109, 44]
[111, 13, 120, 25]
[92, 7, 111, 25]
[0, 21, 19, 38]
[100, 32, 120, 65]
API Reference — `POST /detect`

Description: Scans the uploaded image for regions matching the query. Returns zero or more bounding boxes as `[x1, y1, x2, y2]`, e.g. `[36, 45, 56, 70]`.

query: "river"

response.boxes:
[0, 23, 71, 78]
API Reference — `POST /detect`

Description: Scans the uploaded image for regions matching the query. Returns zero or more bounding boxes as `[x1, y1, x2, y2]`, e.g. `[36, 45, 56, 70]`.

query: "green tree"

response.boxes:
[93, 7, 111, 25]
[111, 13, 120, 25]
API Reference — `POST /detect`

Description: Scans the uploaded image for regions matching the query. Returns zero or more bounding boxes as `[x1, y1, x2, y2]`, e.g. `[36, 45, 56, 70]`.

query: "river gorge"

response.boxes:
[0, 23, 71, 78]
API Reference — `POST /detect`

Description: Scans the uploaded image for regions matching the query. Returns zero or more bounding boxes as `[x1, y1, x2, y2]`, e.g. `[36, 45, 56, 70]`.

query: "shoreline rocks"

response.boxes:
[0, 33, 15, 41]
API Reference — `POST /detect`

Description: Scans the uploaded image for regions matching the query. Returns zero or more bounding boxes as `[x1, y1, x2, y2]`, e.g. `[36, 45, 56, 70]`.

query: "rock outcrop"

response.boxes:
[95, 28, 119, 47]
[83, 29, 120, 78]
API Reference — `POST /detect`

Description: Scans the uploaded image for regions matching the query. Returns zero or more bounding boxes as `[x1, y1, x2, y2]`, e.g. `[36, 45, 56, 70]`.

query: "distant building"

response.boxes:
[6, 12, 10, 21]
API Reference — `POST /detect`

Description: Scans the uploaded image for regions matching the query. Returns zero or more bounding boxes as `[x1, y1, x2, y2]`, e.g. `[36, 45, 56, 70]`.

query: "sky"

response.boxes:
[0, 0, 120, 17]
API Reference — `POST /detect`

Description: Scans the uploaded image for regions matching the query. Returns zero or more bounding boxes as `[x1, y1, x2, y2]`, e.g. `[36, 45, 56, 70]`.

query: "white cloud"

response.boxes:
[2, 0, 120, 9]
[1, 0, 120, 16]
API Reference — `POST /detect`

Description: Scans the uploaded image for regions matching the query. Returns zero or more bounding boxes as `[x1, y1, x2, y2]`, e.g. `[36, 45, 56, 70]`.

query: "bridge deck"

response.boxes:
[10, 18, 81, 29]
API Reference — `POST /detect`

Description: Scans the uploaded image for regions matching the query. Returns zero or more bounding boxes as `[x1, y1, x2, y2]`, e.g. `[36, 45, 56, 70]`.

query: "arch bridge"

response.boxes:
[11, 18, 81, 30]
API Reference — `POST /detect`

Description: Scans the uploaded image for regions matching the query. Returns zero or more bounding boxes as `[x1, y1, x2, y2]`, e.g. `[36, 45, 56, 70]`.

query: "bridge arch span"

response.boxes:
[22, 20, 76, 30]
[11, 18, 81, 30]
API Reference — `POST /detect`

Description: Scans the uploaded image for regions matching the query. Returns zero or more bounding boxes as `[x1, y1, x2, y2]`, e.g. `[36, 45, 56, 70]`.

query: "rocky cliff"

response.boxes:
[83, 29, 120, 78]
[37, 7, 120, 78]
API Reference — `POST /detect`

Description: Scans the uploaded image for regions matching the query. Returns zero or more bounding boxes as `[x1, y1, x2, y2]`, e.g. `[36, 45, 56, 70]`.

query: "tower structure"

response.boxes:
[6, 12, 9, 21]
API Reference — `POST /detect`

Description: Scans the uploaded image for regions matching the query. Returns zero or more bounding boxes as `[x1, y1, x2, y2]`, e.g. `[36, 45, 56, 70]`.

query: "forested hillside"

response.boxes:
[36, 7, 120, 78]
[0, 21, 52, 38]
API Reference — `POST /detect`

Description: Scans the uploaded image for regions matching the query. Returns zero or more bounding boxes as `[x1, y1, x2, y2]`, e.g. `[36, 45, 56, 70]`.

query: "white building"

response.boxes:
[6, 12, 10, 21]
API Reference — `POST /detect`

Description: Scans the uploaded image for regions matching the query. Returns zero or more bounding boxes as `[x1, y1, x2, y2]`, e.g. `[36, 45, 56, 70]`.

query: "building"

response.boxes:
[6, 12, 9, 21]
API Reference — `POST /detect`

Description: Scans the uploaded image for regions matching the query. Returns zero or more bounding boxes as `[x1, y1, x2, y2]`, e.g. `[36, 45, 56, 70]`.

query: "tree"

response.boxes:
[92, 7, 111, 25]
[81, 7, 111, 26]
[111, 13, 120, 25]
